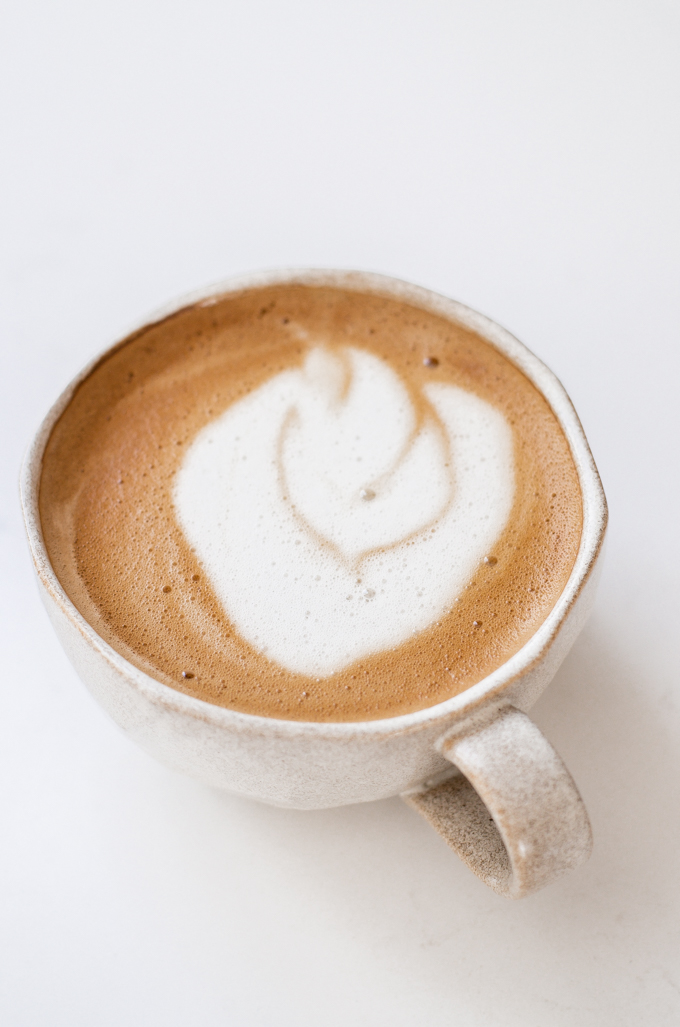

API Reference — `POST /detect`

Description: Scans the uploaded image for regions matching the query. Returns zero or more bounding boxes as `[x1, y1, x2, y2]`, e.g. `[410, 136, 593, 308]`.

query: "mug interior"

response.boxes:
[21, 269, 607, 739]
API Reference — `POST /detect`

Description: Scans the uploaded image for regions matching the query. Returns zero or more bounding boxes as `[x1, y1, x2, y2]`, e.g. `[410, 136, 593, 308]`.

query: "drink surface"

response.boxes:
[40, 284, 583, 721]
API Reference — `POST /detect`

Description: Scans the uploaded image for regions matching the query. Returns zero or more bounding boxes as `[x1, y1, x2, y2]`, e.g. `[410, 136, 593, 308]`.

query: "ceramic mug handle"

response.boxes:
[402, 705, 592, 898]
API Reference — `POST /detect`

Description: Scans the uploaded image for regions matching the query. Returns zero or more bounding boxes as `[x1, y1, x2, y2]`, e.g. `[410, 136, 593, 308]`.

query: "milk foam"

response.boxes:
[174, 346, 514, 676]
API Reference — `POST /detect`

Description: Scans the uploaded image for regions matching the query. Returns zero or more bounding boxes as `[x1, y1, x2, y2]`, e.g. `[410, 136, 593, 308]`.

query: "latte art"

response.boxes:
[174, 346, 514, 676]
[40, 281, 584, 721]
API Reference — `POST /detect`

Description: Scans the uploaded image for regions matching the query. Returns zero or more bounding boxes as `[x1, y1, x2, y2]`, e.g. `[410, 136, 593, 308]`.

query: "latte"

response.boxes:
[39, 282, 583, 721]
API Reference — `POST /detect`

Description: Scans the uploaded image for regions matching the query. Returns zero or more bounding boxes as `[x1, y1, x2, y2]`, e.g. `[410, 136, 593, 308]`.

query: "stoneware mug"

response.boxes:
[21, 270, 607, 899]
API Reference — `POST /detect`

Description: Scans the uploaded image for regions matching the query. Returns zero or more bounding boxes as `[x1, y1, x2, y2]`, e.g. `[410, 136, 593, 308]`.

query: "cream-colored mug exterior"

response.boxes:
[21, 270, 607, 898]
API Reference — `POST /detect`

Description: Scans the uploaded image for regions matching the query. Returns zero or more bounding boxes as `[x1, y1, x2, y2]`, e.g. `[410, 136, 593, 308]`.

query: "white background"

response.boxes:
[1, 2, 679, 1024]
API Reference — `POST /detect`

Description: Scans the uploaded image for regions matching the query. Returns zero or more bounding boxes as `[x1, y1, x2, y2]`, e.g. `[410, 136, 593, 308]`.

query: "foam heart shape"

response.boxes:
[174, 346, 514, 677]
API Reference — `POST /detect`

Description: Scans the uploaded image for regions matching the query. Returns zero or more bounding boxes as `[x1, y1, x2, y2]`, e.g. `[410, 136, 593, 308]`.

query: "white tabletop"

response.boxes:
[2, 2, 679, 1024]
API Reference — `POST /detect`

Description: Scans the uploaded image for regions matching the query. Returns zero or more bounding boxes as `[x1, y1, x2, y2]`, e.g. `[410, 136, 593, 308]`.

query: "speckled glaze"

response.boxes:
[21, 270, 607, 898]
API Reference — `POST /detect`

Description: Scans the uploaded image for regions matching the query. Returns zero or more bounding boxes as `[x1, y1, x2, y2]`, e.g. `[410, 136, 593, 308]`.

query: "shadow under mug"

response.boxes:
[21, 269, 607, 899]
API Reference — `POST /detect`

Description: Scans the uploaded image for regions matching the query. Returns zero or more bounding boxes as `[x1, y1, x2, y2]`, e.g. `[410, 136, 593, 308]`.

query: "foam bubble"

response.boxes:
[174, 346, 514, 676]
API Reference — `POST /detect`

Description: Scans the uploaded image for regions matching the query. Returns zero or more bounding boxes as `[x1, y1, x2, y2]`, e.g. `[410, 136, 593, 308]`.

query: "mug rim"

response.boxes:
[20, 267, 608, 740]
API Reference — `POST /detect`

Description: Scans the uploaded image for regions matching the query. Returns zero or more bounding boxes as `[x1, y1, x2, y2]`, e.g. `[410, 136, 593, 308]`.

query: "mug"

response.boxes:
[20, 270, 607, 898]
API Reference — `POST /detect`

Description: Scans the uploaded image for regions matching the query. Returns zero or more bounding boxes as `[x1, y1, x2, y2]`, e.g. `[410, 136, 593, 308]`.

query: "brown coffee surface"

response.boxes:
[40, 283, 583, 721]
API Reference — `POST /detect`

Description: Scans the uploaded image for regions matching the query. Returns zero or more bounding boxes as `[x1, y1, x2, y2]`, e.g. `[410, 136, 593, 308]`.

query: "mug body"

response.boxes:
[21, 271, 607, 810]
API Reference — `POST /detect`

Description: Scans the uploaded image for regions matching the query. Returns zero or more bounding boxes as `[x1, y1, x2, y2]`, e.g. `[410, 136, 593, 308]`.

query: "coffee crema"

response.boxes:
[40, 283, 583, 722]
